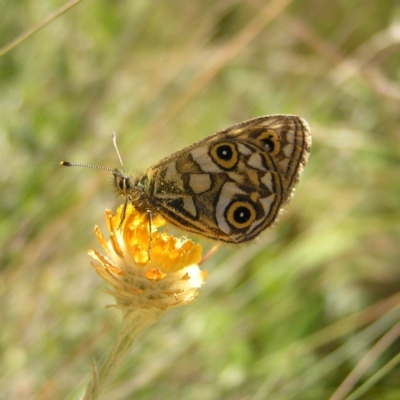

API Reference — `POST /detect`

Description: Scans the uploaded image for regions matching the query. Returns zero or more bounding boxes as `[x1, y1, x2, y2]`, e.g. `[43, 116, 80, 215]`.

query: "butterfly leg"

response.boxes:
[117, 197, 129, 230]
[146, 209, 153, 261]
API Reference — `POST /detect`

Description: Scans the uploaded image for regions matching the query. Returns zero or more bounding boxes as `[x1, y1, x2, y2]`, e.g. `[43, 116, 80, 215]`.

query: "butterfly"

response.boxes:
[62, 115, 311, 243]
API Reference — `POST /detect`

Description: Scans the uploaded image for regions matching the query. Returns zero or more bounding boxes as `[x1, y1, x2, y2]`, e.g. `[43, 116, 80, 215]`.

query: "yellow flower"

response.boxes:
[83, 204, 207, 399]
[89, 203, 206, 312]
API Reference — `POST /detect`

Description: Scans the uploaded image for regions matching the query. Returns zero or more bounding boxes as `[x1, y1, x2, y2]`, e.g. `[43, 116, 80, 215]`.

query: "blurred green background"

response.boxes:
[1, 1, 400, 399]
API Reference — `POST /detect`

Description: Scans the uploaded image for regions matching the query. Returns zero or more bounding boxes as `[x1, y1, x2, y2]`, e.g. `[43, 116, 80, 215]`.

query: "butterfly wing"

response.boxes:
[142, 115, 311, 243]
[228, 114, 311, 199]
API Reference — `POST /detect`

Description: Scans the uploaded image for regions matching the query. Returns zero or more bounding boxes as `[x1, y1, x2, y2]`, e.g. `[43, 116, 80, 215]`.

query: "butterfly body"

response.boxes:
[113, 114, 311, 243]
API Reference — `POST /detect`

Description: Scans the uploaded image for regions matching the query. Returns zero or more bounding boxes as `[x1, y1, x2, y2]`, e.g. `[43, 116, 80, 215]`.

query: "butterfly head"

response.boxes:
[113, 168, 134, 197]
[113, 166, 149, 197]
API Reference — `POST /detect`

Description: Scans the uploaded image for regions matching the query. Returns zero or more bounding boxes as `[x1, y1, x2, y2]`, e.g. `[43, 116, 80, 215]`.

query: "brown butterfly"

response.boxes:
[62, 115, 311, 243]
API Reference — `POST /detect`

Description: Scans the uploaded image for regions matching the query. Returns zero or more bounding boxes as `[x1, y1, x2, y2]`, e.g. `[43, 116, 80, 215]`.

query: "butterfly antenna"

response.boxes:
[112, 133, 125, 171]
[60, 161, 115, 173]
[60, 133, 125, 173]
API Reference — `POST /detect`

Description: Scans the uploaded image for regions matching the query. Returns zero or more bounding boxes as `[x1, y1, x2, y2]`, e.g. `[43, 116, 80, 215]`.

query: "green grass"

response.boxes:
[1, 1, 400, 399]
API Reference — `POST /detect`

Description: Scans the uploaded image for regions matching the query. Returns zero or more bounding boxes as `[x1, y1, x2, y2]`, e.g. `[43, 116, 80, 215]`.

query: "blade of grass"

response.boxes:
[0, 0, 82, 57]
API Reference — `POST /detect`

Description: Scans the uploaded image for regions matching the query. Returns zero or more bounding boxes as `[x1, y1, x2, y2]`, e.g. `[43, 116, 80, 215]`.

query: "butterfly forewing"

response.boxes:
[230, 115, 311, 197]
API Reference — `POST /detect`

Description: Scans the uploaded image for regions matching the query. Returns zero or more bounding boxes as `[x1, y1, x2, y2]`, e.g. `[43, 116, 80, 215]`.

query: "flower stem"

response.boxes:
[81, 309, 162, 400]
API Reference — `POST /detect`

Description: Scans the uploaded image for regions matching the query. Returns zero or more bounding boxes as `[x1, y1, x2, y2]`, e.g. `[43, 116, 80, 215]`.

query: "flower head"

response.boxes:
[89, 204, 206, 313]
